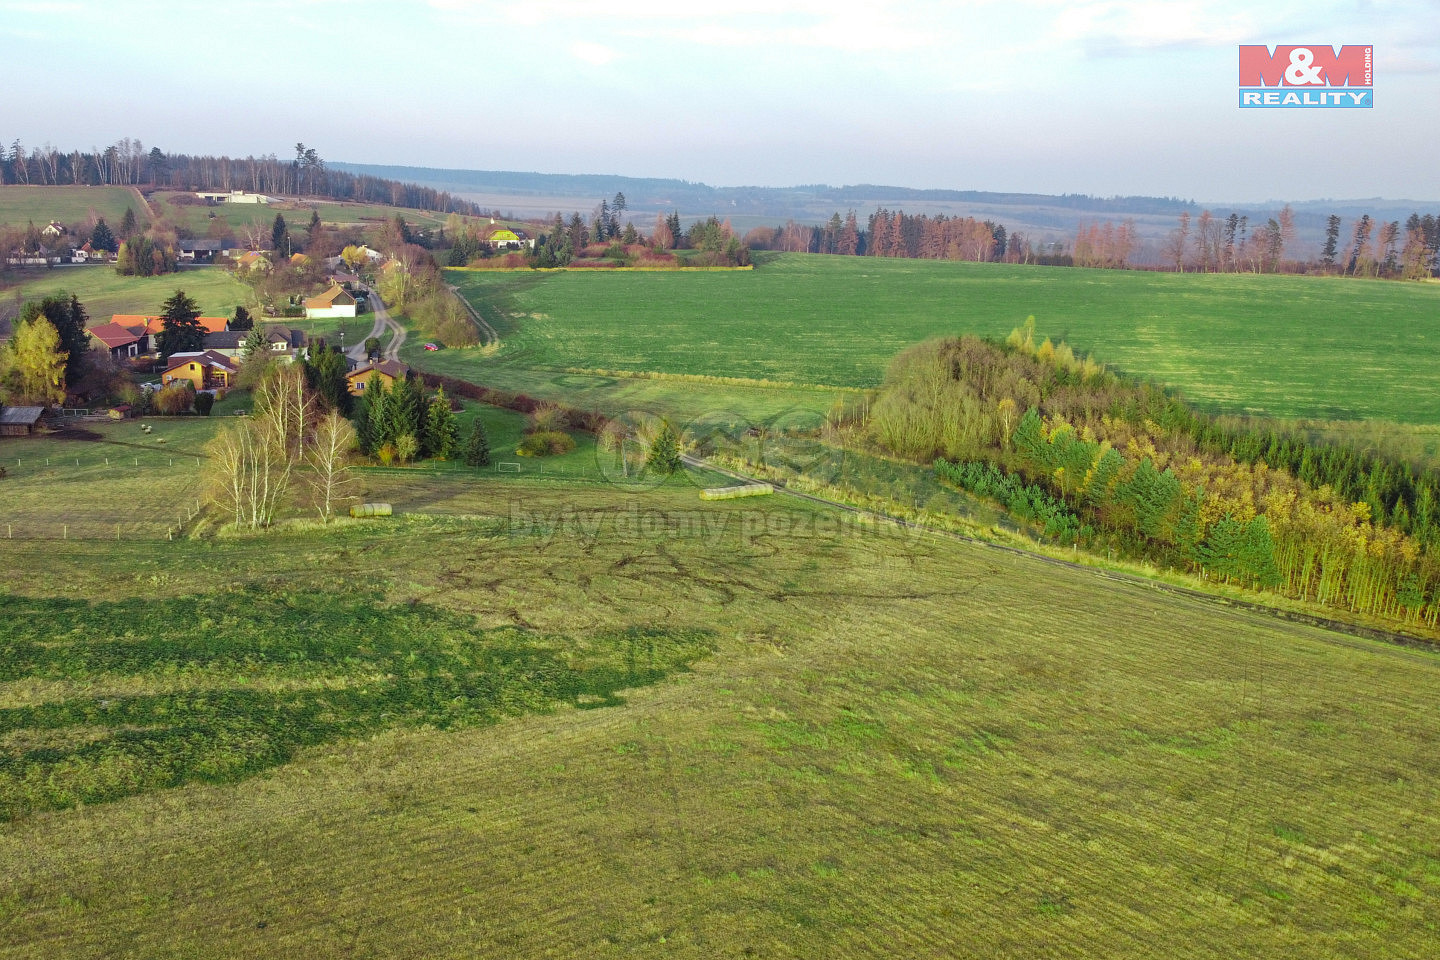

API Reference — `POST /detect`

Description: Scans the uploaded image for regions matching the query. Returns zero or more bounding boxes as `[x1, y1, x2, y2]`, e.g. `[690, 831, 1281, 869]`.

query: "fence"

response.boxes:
[0, 451, 205, 542]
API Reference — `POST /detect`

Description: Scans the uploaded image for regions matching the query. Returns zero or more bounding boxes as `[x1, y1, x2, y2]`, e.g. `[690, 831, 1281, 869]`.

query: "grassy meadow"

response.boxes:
[434, 254, 1440, 426]
[0, 186, 146, 231]
[4, 265, 250, 320]
[147, 192, 474, 234]
[1, 413, 1439, 956]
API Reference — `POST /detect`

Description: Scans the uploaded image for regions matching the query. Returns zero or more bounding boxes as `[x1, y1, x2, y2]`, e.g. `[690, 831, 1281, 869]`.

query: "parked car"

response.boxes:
[423, 342, 440, 351]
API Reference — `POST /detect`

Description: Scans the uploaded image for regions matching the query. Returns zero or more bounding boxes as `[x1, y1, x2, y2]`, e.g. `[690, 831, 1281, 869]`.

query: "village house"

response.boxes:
[201, 331, 248, 357]
[111, 315, 231, 344]
[161, 351, 238, 391]
[264, 324, 308, 357]
[87, 321, 150, 360]
[41, 221, 66, 239]
[345, 359, 409, 396]
[178, 242, 225, 263]
[304, 283, 357, 319]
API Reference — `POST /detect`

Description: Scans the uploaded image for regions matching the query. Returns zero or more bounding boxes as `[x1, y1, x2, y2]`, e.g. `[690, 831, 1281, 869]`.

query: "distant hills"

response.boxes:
[331, 161, 1437, 257]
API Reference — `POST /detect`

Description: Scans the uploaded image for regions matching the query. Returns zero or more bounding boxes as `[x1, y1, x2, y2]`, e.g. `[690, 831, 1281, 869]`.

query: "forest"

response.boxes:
[0, 138, 485, 217]
[743, 206, 1440, 277]
[869, 325, 1440, 629]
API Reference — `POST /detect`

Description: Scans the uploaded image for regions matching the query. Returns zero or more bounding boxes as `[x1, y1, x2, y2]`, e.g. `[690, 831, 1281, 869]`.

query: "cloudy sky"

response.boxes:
[2, 0, 1437, 201]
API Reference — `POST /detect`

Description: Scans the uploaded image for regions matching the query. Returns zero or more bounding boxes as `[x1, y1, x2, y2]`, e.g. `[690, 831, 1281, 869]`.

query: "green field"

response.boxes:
[148, 192, 476, 235]
[435, 255, 1440, 425]
[1, 416, 1439, 956]
[5, 266, 250, 320]
[0, 186, 147, 231]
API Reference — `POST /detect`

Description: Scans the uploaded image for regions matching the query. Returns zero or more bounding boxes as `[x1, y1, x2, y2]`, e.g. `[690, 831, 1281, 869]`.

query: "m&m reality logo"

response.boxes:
[1238, 45, 1373, 108]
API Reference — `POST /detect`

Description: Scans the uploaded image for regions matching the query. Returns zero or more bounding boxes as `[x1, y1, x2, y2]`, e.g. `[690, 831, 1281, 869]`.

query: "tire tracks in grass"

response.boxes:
[681, 454, 1440, 664]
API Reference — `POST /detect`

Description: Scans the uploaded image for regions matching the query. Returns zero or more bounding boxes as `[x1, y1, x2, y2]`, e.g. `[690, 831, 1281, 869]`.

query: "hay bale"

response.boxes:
[349, 502, 393, 518]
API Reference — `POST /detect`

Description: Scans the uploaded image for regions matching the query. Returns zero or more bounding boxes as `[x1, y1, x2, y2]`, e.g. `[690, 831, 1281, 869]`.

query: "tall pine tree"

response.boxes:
[423, 387, 459, 459]
[156, 290, 204, 358]
[463, 418, 491, 467]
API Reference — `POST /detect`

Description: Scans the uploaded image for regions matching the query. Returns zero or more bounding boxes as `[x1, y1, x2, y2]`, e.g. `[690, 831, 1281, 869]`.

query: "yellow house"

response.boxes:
[161, 351, 238, 391]
[345, 360, 410, 397]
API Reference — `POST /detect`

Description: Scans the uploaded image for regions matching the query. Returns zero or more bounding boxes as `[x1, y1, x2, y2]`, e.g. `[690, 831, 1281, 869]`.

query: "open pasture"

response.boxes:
[0, 186, 145, 231]
[147, 192, 472, 235]
[4, 266, 250, 320]
[1, 450, 1438, 956]
[439, 254, 1440, 425]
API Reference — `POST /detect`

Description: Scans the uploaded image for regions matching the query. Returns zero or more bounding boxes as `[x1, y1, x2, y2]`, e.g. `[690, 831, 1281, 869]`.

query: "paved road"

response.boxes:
[345, 284, 405, 363]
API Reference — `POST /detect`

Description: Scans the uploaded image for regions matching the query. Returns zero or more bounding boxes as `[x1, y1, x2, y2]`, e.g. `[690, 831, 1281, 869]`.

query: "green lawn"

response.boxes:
[147, 192, 478, 235]
[7, 265, 251, 320]
[0, 186, 147, 231]
[2, 447, 1438, 956]
[436, 255, 1440, 425]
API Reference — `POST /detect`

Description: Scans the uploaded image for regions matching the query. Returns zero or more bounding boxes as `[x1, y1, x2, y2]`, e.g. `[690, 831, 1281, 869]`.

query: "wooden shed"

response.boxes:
[0, 406, 45, 437]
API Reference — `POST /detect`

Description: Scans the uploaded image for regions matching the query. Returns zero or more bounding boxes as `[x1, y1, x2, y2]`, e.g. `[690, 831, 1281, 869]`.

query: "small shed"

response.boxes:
[0, 406, 45, 437]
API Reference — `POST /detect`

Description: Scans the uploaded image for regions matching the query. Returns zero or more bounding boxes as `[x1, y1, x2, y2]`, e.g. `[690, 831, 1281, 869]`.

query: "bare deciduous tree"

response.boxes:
[306, 411, 357, 522]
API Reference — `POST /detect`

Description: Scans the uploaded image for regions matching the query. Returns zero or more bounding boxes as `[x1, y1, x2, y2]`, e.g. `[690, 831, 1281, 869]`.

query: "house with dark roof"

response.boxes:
[202, 331, 250, 357]
[178, 241, 226, 263]
[264, 324, 308, 357]
[345, 360, 409, 396]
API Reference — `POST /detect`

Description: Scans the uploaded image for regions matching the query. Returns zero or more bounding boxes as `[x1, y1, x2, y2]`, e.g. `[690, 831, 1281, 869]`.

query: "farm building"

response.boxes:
[87, 321, 150, 359]
[161, 351, 238, 391]
[0, 406, 45, 437]
[195, 191, 274, 204]
[304, 284, 357, 319]
[346, 360, 409, 396]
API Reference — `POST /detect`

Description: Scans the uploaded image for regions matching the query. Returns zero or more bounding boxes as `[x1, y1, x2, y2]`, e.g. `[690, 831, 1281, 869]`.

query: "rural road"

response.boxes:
[345, 284, 405, 363]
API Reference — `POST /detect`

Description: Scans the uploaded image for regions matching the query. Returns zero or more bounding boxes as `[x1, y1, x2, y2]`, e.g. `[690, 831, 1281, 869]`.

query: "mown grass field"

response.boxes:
[4, 265, 250, 320]
[0, 186, 146, 230]
[436, 254, 1440, 425]
[147, 192, 475, 234]
[2, 411, 1439, 957]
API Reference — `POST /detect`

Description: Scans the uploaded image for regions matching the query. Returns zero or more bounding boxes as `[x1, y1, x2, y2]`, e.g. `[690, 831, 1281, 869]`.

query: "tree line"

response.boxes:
[868, 326, 1440, 630]
[0, 138, 487, 217]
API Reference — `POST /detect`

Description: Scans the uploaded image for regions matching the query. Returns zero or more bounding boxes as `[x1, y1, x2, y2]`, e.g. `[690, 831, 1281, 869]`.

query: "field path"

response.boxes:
[129, 185, 155, 223]
[346, 283, 406, 363]
[447, 282, 498, 346]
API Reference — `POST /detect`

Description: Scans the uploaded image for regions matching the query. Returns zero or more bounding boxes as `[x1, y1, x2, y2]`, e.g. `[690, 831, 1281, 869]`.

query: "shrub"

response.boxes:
[377, 443, 397, 466]
[530, 402, 567, 433]
[516, 431, 575, 457]
[154, 382, 195, 415]
[395, 433, 419, 464]
[193, 393, 215, 416]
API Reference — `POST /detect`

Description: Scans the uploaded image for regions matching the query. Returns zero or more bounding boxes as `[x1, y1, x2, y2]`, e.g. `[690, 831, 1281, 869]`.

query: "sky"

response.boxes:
[1, 0, 1437, 202]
